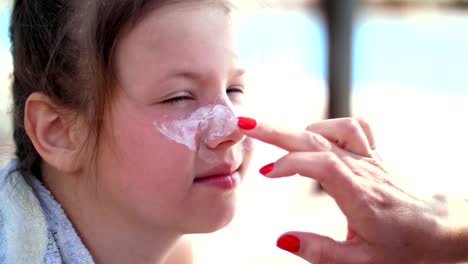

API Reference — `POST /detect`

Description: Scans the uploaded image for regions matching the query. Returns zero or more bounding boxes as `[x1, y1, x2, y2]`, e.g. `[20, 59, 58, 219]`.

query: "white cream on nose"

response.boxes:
[154, 104, 241, 151]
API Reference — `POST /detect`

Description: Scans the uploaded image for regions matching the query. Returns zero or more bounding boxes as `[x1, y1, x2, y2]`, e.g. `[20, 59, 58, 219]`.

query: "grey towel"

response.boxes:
[0, 160, 94, 264]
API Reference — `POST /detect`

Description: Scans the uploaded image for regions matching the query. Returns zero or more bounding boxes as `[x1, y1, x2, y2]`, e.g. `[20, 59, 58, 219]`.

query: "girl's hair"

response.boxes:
[9, 0, 230, 177]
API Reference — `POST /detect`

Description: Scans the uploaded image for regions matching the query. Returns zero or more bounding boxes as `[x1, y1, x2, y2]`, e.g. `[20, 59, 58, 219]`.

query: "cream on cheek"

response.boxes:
[154, 104, 242, 154]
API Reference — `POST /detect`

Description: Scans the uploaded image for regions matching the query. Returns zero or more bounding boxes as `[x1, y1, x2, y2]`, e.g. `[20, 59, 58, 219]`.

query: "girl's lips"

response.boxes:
[193, 171, 240, 190]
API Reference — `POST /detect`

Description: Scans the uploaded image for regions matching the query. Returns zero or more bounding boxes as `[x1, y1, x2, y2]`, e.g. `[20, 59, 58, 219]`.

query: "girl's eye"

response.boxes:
[161, 94, 194, 104]
[226, 86, 244, 95]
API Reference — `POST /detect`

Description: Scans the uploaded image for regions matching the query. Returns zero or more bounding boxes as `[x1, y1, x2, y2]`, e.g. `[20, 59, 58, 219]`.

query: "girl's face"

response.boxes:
[93, 3, 253, 234]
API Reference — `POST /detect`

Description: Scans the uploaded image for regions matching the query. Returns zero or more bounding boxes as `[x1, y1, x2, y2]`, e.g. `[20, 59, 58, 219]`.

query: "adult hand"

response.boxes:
[237, 117, 468, 264]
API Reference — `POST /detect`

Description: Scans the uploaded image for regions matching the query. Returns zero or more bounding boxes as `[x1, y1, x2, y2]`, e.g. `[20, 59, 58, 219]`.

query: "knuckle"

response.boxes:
[304, 132, 330, 150]
[315, 152, 346, 184]
[301, 240, 327, 264]
[343, 118, 362, 136]
[357, 117, 371, 130]
[321, 152, 341, 173]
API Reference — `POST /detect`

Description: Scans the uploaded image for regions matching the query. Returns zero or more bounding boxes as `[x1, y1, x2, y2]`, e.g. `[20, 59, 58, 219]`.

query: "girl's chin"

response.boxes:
[190, 219, 234, 234]
[204, 215, 234, 233]
[183, 204, 237, 234]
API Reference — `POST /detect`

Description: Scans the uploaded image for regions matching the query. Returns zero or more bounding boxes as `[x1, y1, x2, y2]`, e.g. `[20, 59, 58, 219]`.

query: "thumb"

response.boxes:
[276, 232, 369, 264]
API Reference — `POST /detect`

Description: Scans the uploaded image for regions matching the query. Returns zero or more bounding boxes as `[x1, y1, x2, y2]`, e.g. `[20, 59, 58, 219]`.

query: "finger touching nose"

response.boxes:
[237, 116, 332, 152]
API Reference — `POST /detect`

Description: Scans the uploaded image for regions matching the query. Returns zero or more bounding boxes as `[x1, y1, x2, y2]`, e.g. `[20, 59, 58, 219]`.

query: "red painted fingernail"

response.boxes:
[259, 163, 275, 176]
[277, 234, 300, 253]
[237, 117, 257, 130]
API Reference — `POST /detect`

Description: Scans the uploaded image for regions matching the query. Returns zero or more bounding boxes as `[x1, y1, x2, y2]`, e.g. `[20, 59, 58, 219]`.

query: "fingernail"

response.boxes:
[259, 163, 275, 176]
[277, 234, 300, 253]
[237, 117, 257, 130]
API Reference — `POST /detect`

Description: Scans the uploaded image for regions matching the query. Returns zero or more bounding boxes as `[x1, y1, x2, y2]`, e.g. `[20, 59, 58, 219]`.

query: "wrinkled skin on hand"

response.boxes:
[239, 117, 468, 264]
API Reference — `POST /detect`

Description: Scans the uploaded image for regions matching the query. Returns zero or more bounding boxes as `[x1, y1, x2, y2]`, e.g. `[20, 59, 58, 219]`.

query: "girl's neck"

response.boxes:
[42, 165, 182, 264]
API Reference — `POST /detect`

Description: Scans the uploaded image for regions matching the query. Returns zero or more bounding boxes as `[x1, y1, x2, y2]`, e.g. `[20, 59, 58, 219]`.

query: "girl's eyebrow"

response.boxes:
[164, 68, 246, 81]
[230, 68, 246, 78]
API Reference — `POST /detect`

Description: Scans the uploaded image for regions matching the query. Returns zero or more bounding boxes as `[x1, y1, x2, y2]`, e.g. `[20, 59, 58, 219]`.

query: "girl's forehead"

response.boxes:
[117, 4, 234, 58]
[122, 3, 232, 53]
[112, 2, 238, 99]
[147, 2, 229, 29]
[138, 2, 230, 29]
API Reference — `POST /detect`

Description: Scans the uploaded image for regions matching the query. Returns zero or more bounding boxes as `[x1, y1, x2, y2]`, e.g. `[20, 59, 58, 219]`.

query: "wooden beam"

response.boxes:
[322, 0, 357, 119]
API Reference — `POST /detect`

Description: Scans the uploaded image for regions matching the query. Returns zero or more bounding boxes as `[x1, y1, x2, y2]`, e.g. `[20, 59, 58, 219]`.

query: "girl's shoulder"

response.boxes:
[0, 208, 4, 264]
[0, 160, 49, 264]
[0, 161, 13, 264]
[0, 160, 15, 186]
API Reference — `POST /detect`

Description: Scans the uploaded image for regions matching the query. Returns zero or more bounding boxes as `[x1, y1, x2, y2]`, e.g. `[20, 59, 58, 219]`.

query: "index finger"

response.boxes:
[237, 117, 332, 153]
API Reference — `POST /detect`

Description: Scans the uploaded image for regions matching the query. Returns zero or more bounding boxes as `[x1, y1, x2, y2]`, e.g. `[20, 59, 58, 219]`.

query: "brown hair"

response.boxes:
[9, 0, 231, 177]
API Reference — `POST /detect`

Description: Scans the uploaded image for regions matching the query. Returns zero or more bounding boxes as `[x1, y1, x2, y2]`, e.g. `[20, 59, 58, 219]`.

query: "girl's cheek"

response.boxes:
[155, 115, 201, 151]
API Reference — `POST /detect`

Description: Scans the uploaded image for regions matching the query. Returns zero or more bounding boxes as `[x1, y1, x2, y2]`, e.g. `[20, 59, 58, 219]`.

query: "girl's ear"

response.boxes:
[24, 92, 85, 173]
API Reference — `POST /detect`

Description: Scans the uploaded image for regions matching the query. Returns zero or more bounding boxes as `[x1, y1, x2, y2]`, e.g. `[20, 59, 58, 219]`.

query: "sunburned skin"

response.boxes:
[155, 104, 244, 158]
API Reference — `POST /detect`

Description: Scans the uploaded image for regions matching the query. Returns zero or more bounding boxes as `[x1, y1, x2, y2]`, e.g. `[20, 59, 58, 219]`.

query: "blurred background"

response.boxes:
[1, 0, 468, 263]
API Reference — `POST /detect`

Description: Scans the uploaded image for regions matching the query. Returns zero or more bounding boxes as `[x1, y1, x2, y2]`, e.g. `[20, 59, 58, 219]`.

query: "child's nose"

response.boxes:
[205, 125, 245, 150]
[203, 104, 246, 149]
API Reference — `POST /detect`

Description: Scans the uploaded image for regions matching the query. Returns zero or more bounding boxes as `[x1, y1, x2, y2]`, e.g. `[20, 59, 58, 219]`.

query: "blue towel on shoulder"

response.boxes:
[0, 160, 94, 264]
